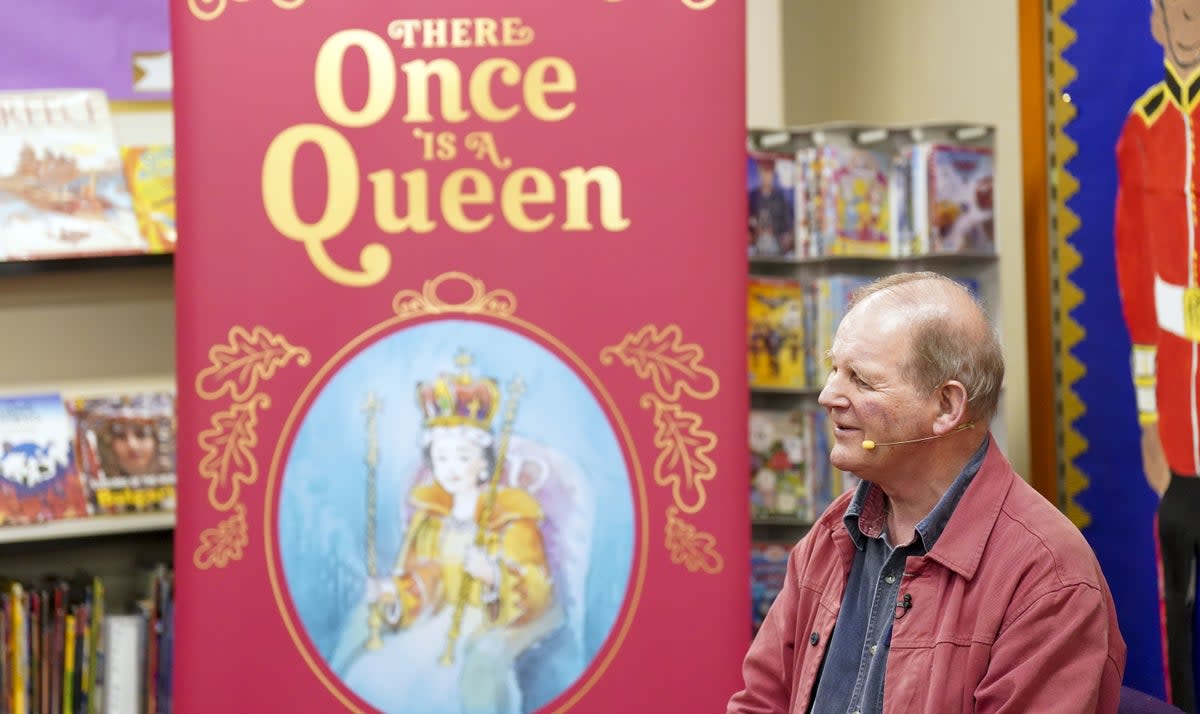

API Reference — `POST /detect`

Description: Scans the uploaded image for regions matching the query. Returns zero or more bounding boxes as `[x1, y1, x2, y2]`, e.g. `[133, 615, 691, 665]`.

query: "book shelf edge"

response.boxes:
[0, 512, 175, 545]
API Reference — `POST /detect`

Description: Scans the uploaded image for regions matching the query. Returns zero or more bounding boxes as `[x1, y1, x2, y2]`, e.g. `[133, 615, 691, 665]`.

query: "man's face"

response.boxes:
[817, 297, 938, 480]
[1156, 0, 1200, 73]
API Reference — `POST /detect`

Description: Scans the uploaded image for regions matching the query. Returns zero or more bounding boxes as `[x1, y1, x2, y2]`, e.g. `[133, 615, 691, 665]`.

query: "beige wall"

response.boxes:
[765, 0, 1030, 476]
[747, 0, 784, 128]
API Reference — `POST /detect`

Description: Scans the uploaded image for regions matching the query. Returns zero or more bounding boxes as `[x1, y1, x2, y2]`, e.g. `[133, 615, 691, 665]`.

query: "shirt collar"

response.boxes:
[843, 435, 991, 552]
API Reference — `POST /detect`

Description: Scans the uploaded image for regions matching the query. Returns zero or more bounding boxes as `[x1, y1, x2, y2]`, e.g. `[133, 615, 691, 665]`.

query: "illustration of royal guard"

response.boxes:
[1114, 1, 1200, 709]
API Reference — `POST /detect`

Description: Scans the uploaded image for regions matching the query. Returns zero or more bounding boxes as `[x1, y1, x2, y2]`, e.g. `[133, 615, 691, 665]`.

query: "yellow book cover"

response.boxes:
[120, 145, 176, 254]
[9, 582, 24, 714]
[748, 276, 806, 389]
[63, 613, 76, 714]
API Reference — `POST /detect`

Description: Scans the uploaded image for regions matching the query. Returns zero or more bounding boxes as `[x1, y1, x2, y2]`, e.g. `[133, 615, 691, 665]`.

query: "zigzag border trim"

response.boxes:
[1050, 0, 1091, 528]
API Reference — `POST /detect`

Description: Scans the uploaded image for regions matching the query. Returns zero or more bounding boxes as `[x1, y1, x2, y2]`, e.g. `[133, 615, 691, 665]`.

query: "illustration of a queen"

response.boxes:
[333, 349, 586, 713]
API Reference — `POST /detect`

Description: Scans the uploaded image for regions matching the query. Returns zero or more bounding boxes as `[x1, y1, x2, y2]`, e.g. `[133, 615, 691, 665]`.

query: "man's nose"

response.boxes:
[817, 372, 846, 409]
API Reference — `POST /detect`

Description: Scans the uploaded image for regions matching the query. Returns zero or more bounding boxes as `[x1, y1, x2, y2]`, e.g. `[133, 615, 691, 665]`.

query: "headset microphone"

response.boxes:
[861, 422, 976, 451]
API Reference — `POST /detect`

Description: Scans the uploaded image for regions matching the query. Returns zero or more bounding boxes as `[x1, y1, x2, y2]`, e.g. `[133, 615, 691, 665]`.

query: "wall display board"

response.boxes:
[2, 0, 172, 100]
[1031, 0, 1200, 705]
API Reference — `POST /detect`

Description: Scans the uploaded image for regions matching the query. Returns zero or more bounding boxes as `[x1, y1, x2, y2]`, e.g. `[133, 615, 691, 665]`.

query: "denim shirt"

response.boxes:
[808, 436, 989, 714]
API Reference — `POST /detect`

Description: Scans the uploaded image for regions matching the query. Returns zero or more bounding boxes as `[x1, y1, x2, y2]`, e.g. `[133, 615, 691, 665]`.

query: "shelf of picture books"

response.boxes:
[0, 88, 177, 269]
[746, 121, 996, 263]
[0, 561, 175, 712]
[0, 391, 177, 540]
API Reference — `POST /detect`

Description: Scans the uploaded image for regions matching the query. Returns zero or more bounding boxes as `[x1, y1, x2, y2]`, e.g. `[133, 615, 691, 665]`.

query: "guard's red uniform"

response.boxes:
[1114, 62, 1200, 711]
[1115, 62, 1200, 475]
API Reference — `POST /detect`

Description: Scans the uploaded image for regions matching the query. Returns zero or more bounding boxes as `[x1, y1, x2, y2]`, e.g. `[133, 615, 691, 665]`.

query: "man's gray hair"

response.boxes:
[849, 271, 1005, 422]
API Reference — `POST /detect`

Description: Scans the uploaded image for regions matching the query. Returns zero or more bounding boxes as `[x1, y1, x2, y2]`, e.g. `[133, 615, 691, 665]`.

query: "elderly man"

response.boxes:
[728, 272, 1126, 713]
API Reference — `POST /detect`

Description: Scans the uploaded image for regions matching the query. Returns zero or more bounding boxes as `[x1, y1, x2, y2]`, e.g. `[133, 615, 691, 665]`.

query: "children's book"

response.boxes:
[120, 145, 176, 254]
[750, 542, 791, 636]
[70, 392, 177, 514]
[0, 393, 88, 525]
[747, 152, 797, 259]
[0, 89, 149, 261]
[924, 144, 995, 255]
[749, 408, 811, 522]
[748, 276, 806, 389]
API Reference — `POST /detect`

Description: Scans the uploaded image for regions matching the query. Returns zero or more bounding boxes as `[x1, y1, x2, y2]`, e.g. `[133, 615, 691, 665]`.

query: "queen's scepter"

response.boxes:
[439, 376, 524, 666]
[363, 391, 384, 651]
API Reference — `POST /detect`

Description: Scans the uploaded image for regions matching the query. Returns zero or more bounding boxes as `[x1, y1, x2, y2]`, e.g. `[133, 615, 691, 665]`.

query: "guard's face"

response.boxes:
[430, 432, 488, 494]
[1158, 0, 1200, 72]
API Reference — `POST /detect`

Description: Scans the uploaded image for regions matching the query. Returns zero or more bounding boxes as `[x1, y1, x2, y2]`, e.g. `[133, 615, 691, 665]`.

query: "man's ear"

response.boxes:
[1152, 0, 1167, 51]
[932, 380, 969, 435]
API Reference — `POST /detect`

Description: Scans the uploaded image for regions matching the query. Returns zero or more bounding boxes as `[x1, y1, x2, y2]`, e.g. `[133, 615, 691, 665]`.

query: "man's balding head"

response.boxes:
[847, 272, 1005, 422]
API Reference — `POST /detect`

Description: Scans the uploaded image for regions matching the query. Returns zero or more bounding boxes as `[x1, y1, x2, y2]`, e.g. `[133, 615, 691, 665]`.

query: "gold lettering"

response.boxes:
[422, 18, 448, 48]
[442, 168, 495, 233]
[369, 168, 437, 234]
[464, 132, 510, 169]
[468, 58, 521, 122]
[560, 166, 631, 231]
[451, 17, 473, 47]
[475, 18, 499, 46]
[386, 19, 420, 47]
[315, 29, 396, 128]
[502, 17, 535, 46]
[525, 58, 577, 121]
[262, 124, 390, 287]
[500, 168, 555, 231]
[401, 59, 469, 123]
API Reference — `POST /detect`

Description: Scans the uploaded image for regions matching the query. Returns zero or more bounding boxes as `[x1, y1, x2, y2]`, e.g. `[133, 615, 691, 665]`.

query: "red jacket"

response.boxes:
[1114, 62, 1200, 475]
[728, 438, 1126, 713]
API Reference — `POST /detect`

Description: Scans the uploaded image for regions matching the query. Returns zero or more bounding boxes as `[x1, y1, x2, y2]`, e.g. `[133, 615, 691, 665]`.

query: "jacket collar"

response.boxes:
[814, 435, 1014, 582]
[920, 435, 1013, 580]
[1165, 61, 1200, 112]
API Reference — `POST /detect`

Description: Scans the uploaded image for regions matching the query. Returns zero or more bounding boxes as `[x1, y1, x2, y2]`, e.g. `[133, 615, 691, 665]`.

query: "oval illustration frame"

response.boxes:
[262, 272, 649, 713]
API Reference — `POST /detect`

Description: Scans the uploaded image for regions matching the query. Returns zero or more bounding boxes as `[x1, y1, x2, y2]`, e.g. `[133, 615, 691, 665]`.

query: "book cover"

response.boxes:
[750, 542, 790, 636]
[0, 394, 89, 526]
[170, 2, 749, 712]
[0, 90, 149, 262]
[70, 392, 177, 515]
[822, 145, 892, 257]
[925, 143, 995, 256]
[121, 145, 177, 254]
[748, 408, 811, 522]
[748, 276, 807, 390]
[747, 151, 796, 259]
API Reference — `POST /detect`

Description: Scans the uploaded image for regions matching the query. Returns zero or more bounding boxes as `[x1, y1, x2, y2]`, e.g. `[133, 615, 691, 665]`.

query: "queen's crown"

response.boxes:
[416, 350, 500, 431]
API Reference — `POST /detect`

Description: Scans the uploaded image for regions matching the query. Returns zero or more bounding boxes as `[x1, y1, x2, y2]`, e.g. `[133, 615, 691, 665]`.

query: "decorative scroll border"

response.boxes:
[192, 325, 312, 569]
[1048, 0, 1090, 528]
[263, 271, 650, 714]
[607, 0, 717, 9]
[601, 324, 724, 575]
[188, 0, 306, 22]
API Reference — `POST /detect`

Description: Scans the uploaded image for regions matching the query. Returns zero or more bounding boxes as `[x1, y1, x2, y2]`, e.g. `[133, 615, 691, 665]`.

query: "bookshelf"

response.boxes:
[0, 256, 175, 610]
[0, 102, 177, 614]
[746, 121, 1001, 635]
